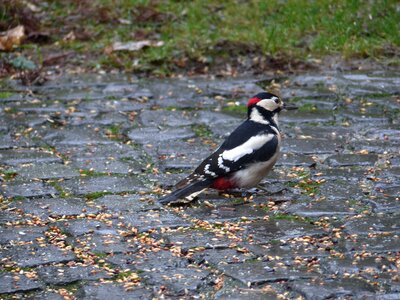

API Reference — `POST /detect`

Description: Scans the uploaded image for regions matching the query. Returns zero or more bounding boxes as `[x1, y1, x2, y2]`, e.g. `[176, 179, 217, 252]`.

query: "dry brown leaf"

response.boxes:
[0, 25, 26, 51]
[104, 40, 164, 54]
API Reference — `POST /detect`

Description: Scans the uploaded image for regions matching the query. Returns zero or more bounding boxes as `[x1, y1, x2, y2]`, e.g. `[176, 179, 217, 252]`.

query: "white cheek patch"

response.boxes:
[256, 98, 278, 111]
[221, 134, 274, 162]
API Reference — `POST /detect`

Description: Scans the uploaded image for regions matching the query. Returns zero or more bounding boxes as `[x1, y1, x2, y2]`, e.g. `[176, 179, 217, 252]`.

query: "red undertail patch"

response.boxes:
[211, 177, 236, 190]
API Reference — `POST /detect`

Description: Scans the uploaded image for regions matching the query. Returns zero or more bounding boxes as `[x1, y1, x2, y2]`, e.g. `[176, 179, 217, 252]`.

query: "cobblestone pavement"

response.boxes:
[0, 71, 399, 299]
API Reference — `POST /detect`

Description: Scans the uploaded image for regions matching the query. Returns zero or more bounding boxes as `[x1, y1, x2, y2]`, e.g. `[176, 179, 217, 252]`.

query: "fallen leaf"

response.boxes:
[0, 25, 26, 51]
[63, 31, 76, 42]
[43, 52, 73, 66]
[105, 40, 164, 54]
[27, 31, 52, 44]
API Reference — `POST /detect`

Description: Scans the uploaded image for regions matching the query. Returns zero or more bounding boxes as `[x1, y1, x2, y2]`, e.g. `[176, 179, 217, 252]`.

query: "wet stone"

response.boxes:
[247, 241, 331, 260]
[107, 250, 188, 271]
[218, 260, 318, 286]
[287, 278, 377, 300]
[0, 211, 20, 225]
[59, 219, 117, 236]
[0, 273, 44, 294]
[313, 167, 370, 181]
[215, 286, 278, 300]
[0, 226, 47, 245]
[317, 181, 365, 201]
[292, 126, 354, 141]
[78, 98, 146, 113]
[157, 140, 214, 170]
[139, 110, 195, 127]
[72, 157, 142, 174]
[61, 175, 146, 195]
[23, 291, 65, 300]
[69, 233, 134, 254]
[277, 153, 316, 167]
[59, 143, 142, 163]
[37, 265, 111, 285]
[285, 199, 357, 218]
[199, 79, 264, 97]
[282, 138, 338, 154]
[127, 127, 195, 144]
[1, 72, 399, 298]
[320, 255, 397, 276]
[196, 110, 241, 126]
[15, 163, 80, 180]
[108, 249, 210, 295]
[344, 213, 400, 234]
[10, 197, 99, 219]
[122, 210, 191, 232]
[83, 111, 130, 126]
[364, 128, 400, 141]
[364, 196, 400, 214]
[151, 94, 215, 108]
[161, 229, 234, 250]
[78, 284, 153, 300]
[244, 219, 325, 243]
[145, 267, 211, 296]
[184, 201, 267, 222]
[0, 148, 62, 166]
[0, 133, 38, 149]
[351, 139, 400, 154]
[325, 154, 378, 167]
[281, 110, 334, 124]
[2, 243, 76, 267]
[43, 127, 114, 147]
[2, 180, 58, 198]
[345, 233, 400, 253]
[94, 194, 158, 213]
[102, 83, 140, 95]
[192, 248, 257, 266]
[147, 172, 188, 188]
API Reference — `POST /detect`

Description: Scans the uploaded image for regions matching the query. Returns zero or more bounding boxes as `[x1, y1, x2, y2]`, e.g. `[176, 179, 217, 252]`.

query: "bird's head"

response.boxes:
[246, 92, 297, 126]
[246, 92, 284, 126]
[247, 92, 283, 112]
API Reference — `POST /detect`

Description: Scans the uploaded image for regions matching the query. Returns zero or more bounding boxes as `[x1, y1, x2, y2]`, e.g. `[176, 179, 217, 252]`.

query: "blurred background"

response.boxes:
[1, 0, 399, 79]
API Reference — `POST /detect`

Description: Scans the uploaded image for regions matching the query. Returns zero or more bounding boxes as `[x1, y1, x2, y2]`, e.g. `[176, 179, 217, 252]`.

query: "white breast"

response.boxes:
[232, 137, 281, 188]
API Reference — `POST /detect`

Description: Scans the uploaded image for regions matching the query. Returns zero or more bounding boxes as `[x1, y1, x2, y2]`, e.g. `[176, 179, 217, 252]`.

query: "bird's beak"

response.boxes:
[283, 103, 298, 110]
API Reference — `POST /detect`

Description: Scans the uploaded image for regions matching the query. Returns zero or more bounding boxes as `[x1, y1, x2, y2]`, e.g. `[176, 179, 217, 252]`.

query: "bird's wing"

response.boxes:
[194, 123, 279, 178]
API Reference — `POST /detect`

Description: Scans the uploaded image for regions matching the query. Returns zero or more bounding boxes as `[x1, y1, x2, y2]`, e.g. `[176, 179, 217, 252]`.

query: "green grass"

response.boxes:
[298, 103, 317, 112]
[222, 104, 247, 115]
[192, 124, 213, 138]
[48, 181, 69, 198]
[1, 169, 18, 180]
[1, 0, 399, 74]
[0, 91, 13, 98]
[85, 191, 112, 200]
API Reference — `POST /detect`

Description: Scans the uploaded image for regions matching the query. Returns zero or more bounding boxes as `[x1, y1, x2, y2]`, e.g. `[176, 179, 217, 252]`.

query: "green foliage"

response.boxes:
[192, 124, 213, 138]
[85, 191, 112, 200]
[0, 91, 13, 99]
[222, 104, 247, 115]
[4, 0, 400, 73]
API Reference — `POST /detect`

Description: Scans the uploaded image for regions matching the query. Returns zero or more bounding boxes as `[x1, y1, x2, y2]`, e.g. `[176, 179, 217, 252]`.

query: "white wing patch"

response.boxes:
[218, 156, 231, 172]
[221, 134, 275, 162]
[204, 164, 217, 177]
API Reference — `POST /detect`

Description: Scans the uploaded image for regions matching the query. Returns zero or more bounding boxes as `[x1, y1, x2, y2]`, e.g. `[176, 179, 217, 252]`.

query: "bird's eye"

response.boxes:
[274, 98, 280, 104]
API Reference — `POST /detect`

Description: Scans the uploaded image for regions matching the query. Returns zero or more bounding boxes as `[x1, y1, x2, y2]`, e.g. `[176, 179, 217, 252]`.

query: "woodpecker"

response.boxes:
[159, 92, 294, 204]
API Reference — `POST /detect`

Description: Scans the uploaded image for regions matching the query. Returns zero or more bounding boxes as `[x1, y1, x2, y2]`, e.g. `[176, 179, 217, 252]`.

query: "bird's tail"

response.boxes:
[158, 177, 214, 204]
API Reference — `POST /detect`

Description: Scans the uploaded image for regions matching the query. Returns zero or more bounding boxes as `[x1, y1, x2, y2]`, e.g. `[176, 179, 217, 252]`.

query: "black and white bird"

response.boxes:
[159, 92, 294, 204]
